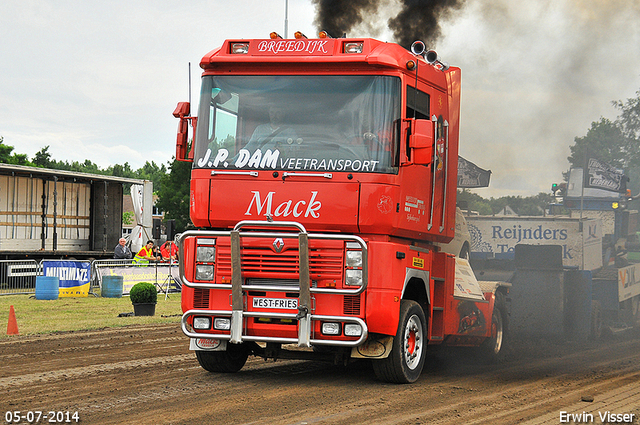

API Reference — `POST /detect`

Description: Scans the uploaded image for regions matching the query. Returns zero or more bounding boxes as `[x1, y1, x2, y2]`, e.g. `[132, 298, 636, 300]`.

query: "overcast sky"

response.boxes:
[2, 0, 639, 198]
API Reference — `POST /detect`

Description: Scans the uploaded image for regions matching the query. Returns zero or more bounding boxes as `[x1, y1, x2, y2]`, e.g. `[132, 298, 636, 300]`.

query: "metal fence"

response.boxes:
[90, 258, 136, 294]
[0, 258, 181, 296]
[0, 260, 41, 295]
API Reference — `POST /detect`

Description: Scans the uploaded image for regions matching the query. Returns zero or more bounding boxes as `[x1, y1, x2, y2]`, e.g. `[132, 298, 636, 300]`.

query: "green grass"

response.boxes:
[1, 293, 182, 338]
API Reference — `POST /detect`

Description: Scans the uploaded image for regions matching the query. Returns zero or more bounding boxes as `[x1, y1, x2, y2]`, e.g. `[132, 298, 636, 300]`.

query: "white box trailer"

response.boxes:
[0, 164, 150, 260]
[467, 215, 603, 271]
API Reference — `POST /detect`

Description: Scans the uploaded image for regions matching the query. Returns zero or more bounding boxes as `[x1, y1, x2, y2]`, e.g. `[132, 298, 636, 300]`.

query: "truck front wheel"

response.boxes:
[372, 300, 427, 384]
[195, 342, 249, 373]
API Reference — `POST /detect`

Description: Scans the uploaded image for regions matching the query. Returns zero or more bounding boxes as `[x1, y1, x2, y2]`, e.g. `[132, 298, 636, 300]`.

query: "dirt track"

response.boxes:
[1, 324, 639, 425]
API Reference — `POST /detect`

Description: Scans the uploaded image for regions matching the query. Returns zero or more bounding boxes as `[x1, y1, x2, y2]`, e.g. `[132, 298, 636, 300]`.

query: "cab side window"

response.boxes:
[406, 86, 430, 120]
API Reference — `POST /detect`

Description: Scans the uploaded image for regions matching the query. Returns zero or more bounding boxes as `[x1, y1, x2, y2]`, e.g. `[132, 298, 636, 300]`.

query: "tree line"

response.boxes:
[462, 88, 640, 215]
[0, 139, 191, 232]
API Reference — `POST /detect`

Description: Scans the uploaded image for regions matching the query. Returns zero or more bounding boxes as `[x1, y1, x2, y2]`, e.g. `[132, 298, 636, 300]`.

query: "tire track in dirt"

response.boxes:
[522, 377, 640, 425]
[1, 325, 639, 425]
[0, 354, 193, 388]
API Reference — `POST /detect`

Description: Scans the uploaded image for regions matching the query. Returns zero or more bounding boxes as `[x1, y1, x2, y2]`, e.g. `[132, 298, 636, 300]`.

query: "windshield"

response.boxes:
[194, 76, 401, 174]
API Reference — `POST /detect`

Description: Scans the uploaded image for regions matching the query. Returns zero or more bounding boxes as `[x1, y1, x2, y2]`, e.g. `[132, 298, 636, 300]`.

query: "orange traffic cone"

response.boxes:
[6, 305, 19, 335]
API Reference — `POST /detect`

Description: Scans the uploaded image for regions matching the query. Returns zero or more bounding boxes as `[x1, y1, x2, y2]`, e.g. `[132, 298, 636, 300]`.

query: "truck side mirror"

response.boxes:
[173, 102, 194, 162]
[408, 118, 433, 165]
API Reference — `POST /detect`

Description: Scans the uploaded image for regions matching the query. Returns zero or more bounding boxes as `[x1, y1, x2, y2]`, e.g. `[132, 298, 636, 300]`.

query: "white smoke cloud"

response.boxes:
[437, 0, 640, 197]
[324, 0, 640, 197]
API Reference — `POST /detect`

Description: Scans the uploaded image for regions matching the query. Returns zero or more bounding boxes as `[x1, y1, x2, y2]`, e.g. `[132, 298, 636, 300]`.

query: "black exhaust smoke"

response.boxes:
[313, 0, 466, 50]
[390, 0, 466, 50]
[312, 0, 379, 39]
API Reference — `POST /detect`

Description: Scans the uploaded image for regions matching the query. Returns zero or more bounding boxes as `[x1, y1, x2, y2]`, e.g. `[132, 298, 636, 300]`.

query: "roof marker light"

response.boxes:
[270, 32, 283, 39]
[231, 43, 249, 54]
[344, 42, 363, 54]
[294, 31, 307, 39]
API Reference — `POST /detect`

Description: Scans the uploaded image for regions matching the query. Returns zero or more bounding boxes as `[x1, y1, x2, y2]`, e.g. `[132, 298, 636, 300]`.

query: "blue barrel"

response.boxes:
[35, 276, 59, 300]
[102, 275, 124, 298]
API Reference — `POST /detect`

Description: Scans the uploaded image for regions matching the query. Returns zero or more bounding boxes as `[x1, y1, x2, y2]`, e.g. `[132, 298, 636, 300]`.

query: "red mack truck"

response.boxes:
[173, 33, 510, 383]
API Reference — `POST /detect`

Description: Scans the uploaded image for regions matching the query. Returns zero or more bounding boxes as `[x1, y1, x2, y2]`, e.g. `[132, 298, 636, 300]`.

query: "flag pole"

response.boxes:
[580, 167, 584, 221]
[284, 0, 289, 39]
[580, 166, 585, 270]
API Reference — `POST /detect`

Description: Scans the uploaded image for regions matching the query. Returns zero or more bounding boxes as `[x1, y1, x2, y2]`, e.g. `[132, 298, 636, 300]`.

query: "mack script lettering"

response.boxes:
[245, 191, 322, 218]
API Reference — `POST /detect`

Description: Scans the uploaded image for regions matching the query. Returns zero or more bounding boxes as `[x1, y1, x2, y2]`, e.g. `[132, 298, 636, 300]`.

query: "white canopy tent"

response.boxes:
[127, 181, 154, 254]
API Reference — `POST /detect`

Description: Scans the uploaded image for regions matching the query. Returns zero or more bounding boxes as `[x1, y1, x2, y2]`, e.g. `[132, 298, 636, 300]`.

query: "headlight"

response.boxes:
[193, 316, 211, 330]
[345, 269, 363, 286]
[321, 322, 341, 335]
[346, 250, 362, 268]
[197, 246, 216, 262]
[214, 317, 231, 330]
[344, 323, 362, 337]
[196, 264, 215, 280]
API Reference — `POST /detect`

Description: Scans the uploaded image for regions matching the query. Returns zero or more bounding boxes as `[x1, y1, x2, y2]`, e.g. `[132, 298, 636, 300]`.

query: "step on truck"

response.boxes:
[173, 33, 510, 383]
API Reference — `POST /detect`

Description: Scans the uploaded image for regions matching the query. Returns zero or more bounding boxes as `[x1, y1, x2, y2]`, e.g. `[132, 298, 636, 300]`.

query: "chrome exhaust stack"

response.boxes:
[410, 41, 450, 71]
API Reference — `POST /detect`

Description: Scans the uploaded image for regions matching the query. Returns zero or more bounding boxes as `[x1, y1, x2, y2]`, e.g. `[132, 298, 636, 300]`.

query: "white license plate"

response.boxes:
[252, 297, 298, 310]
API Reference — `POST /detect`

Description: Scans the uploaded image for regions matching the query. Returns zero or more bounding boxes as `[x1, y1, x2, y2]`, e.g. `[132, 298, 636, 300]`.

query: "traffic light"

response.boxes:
[551, 183, 566, 196]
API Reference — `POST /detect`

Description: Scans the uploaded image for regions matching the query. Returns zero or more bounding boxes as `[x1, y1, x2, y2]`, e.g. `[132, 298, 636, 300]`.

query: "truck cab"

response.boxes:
[174, 35, 508, 383]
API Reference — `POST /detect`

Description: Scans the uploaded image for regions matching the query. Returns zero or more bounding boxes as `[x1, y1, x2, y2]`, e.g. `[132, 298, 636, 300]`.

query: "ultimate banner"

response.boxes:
[42, 260, 91, 297]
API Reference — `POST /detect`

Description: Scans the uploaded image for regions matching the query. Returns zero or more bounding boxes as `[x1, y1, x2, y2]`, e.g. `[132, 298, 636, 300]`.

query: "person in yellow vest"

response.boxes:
[134, 240, 161, 265]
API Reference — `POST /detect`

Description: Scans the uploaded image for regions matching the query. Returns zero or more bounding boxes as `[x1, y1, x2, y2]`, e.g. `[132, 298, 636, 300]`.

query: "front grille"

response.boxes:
[215, 238, 344, 281]
[246, 278, 300, 287]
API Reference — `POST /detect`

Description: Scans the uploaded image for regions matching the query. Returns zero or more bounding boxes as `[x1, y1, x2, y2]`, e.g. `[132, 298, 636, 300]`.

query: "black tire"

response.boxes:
[195, 342, 249, 373]
[478, 292, 508, 363]
[372, 300, 427, 384]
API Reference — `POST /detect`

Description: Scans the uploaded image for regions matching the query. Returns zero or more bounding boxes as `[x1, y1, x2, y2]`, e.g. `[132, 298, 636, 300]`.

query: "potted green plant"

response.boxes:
[129, 282, 158, 316]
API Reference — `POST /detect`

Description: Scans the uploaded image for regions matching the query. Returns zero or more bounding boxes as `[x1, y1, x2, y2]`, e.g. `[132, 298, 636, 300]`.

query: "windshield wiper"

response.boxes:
[211, 170, 259, 177]
[282, 172, 333, 181]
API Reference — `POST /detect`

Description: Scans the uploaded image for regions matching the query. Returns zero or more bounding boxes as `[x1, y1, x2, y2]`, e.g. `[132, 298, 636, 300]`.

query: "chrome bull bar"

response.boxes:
[181, 309, 368, 347]
[177, 220, 368, 347]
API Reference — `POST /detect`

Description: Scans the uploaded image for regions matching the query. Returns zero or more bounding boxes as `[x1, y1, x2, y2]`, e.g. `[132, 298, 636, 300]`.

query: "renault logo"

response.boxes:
[272, 238, 285, 253]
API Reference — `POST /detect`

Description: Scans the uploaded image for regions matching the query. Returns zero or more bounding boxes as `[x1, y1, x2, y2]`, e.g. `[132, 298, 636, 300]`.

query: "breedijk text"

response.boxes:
[256, 39, 329, 55]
